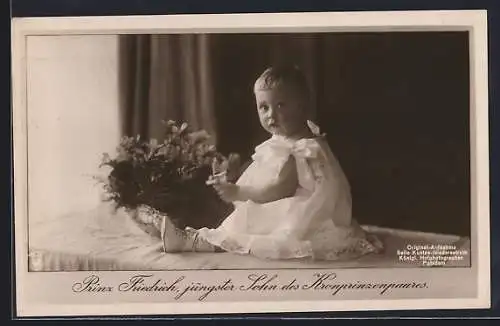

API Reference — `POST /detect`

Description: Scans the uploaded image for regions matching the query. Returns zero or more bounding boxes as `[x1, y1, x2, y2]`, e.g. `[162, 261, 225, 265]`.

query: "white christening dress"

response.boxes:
[195, 123, 384, 261]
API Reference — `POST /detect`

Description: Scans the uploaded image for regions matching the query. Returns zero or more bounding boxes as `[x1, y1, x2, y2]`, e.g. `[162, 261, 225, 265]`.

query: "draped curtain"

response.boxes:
[118, 34, 218, 141]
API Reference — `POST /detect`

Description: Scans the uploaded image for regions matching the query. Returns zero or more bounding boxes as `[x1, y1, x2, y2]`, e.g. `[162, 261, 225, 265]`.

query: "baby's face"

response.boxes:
[254, 86, 307, 138]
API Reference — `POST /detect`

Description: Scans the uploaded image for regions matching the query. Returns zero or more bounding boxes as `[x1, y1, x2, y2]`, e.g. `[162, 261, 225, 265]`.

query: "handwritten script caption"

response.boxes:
[72, 273, 429, 301]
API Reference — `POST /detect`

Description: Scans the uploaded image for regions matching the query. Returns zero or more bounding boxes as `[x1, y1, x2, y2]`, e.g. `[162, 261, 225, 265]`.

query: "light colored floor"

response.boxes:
[28, 204, 471, 271]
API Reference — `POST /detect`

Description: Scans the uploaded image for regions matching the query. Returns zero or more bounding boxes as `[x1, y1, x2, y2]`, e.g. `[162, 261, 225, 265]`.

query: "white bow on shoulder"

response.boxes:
[292, 139, 321, 159]
[306, 120, 326, 137]
[291, 120, 326, 159]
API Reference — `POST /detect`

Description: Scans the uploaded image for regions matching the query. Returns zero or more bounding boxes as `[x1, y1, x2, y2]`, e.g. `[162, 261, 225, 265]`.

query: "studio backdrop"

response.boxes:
[118, 32, 470, 237]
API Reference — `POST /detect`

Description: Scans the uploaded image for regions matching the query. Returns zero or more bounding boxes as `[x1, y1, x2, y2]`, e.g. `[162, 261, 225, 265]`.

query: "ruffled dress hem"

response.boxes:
[195, 222, 384, 261]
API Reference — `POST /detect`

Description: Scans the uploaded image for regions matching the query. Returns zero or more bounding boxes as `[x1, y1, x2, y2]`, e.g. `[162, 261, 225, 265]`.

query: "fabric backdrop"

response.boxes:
[119, 34, 217, 141]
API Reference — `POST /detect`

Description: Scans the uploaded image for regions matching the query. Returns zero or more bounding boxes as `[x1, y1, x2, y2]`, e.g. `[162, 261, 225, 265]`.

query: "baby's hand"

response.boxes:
[213, 182, 241, 203]
[206, 172, 227, 186]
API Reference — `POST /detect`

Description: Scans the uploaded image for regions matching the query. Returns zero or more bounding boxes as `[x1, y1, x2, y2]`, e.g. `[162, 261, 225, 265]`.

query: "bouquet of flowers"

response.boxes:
[97, 120, 234, 237]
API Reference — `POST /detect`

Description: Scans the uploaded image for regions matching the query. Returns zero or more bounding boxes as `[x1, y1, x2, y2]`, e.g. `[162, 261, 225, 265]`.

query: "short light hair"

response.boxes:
[253, 65, 310, 102]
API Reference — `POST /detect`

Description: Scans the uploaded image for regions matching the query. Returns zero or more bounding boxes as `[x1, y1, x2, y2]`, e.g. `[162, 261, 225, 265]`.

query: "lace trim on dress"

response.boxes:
[196, 227, 314, 259]
[310, 222, 385, 261]
[197, 224, 383, 261]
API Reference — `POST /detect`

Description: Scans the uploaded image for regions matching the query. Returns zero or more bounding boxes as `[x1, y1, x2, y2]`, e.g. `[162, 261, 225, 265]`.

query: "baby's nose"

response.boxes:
[266, 107, 277, 118]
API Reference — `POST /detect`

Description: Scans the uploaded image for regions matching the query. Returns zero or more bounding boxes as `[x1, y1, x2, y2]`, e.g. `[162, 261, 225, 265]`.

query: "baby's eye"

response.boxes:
[259, 104, 269, 111]
[277, 102, 285, 109]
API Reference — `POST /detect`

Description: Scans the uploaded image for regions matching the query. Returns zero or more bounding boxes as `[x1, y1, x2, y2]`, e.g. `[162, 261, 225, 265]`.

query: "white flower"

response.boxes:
[180, 122, 189, 133]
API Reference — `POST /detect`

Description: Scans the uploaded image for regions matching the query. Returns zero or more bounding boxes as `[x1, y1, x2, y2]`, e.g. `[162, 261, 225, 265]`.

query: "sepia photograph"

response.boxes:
[26, 31, 473, 271]
[12, 10, 490, 316]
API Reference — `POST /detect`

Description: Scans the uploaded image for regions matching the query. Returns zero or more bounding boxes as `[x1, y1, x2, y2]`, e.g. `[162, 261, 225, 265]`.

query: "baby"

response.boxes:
[160, 65, 384, 260]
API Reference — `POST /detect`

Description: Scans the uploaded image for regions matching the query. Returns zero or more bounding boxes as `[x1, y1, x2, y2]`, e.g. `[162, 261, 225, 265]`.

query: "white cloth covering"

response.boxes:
[28, 203, 471, 271]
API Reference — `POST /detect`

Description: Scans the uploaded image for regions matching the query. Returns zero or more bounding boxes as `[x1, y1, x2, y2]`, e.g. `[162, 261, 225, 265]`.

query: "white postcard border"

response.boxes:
[12, 10, 490, 316]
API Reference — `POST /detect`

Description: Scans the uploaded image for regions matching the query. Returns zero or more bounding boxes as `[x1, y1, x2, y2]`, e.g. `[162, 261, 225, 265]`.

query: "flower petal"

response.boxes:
[180, 122, 189, 133]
